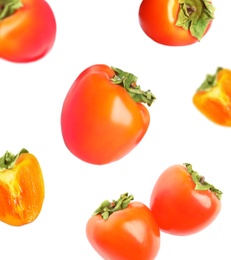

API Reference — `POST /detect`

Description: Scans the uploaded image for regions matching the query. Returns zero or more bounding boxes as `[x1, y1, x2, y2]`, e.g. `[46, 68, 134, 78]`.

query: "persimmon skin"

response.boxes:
[0, 152, 45, 226]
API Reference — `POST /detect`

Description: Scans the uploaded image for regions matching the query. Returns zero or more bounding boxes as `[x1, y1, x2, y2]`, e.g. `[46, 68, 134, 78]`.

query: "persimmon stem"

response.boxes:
[199, 176, 205, 184]
[0, 0, 23, 20]
[176, 0, 215, 40]
[196, 67, 223, 91]
[92, 193, 134, 220]
[0, 148, 28, 171]
[111, 67, 156, 107]
[184, 163, 222, 200]
[186, 5, 196, 15]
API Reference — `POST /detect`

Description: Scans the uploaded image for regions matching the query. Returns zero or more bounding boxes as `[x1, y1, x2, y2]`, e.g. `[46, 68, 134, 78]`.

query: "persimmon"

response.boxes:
[86, 193, 160, 260]
[0, 148, 45, 226]
[0, 0, 56, 62]
[138, 0, 215, 46]
[193, 67, 231, 126]
[61, 64, 156, 165]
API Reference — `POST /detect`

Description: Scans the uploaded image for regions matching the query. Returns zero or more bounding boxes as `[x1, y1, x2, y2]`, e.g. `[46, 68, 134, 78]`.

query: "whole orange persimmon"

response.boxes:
[0, 148, 45, 226]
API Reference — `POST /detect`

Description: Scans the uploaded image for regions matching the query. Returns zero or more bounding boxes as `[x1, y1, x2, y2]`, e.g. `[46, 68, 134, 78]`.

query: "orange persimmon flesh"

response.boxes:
[193, 68, 231, 126]
[0, 149, 45, 226]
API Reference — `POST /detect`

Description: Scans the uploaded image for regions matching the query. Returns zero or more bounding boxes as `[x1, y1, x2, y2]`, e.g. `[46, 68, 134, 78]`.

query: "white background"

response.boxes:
[0, 0, 230, 259]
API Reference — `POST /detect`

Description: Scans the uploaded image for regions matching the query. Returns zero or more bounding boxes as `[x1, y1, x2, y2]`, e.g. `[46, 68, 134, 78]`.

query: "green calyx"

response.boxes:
[92, 192, 134, 220]
[176, 0, 215, 40]
[111, 67, 156, 107]
[196, 67, 223, 91]
[184, 163, 222, 200]
[0, 0, 23, 20]
[0, 148, 28, 172]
